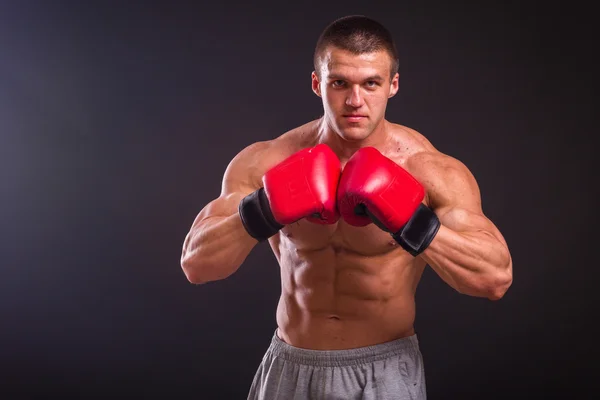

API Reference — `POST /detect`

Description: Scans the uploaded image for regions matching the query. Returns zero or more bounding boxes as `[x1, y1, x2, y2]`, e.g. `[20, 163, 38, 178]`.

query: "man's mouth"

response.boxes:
[343, 115, 366, 122]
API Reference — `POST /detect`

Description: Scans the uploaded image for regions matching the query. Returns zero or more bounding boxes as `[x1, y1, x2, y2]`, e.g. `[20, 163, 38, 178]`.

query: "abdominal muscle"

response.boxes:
[269, 219, 426, 350]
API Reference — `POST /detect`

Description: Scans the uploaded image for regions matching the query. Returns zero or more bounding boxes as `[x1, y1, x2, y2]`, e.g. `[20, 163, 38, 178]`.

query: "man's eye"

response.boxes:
[332, 80, 345, 87]
[366, 81, 378, 87]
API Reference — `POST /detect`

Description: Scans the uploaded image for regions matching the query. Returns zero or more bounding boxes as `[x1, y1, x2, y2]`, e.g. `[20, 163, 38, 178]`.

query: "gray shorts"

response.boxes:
[247, 330, 427, 400]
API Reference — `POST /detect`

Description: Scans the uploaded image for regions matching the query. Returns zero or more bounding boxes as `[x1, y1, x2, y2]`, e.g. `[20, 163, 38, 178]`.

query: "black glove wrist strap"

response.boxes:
[238, 188, 283, 241]
[392, 204, 441, 257]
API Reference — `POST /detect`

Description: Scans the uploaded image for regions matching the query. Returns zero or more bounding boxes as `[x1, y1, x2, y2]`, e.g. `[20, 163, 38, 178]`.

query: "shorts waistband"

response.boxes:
[268, 329, 420, 367]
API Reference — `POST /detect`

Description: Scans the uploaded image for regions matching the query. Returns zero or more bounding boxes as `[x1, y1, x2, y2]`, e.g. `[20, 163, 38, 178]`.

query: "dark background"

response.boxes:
[1, 1, 597, 399]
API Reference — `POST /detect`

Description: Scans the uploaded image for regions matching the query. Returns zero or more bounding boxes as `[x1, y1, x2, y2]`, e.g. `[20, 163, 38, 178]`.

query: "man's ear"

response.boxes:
[388, 72, 399, 98]
[311, 71, 322, 97]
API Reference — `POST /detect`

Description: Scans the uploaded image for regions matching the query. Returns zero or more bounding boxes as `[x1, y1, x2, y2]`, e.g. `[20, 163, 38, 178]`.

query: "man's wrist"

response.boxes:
[392, 204, 441, 256]
[238, 188, 283, 241]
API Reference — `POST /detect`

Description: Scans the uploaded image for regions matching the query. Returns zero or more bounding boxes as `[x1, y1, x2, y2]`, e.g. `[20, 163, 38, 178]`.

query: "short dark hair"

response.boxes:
[313, 15, 399, 80]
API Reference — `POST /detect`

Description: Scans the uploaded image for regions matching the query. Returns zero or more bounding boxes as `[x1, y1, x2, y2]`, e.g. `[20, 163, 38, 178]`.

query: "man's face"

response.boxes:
[312, 46, 399, 142]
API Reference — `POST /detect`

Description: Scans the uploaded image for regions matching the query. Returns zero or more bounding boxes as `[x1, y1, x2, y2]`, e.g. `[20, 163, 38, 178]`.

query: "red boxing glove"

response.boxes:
[239, 144, 341, 240]
[337, 147, 440, 256]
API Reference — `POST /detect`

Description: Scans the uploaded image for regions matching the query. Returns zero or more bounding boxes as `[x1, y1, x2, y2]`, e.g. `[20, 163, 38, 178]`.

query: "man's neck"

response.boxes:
[316, 117, 391, 161]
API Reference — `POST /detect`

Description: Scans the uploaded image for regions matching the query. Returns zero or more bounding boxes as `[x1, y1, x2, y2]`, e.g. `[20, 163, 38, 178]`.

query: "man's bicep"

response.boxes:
[426, 155, 508, 245]
[220, 141, 270, 195]
[417, 152, 483, 225]
[198, 141, 269, 222]
[431, 162, 483, 227]
[413, 153, 477, 212]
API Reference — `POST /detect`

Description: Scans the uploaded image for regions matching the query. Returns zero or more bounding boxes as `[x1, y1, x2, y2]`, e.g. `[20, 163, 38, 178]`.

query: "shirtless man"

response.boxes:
[180, 15, 513, 400]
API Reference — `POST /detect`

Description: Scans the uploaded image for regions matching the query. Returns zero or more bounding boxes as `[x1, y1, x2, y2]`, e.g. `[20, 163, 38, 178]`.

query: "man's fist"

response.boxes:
[239, 144, 341, 241]
[337, 147, 440, 256]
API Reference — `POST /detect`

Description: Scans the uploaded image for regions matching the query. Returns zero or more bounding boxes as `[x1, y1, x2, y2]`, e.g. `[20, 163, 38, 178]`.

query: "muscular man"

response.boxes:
[181, 15, 513, 400]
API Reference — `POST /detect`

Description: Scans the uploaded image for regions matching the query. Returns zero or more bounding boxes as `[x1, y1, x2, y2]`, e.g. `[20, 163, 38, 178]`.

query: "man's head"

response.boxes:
[312, 15, 400, 142]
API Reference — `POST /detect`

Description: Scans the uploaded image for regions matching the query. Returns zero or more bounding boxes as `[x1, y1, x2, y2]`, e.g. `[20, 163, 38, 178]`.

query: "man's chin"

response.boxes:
[337, 126, 371, 142]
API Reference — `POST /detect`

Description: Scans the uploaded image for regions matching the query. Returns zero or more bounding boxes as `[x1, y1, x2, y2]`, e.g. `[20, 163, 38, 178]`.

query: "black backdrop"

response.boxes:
[1, 1, 597, 399]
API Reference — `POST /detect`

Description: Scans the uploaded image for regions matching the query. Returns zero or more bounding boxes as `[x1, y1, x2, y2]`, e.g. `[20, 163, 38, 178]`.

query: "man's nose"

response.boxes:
[345, 86, 364, 108]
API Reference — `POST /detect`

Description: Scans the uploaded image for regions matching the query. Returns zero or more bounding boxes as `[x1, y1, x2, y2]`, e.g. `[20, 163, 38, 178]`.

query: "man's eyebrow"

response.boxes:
[363, 75, 385, 82]
[327, 73, 347, 80]
[327, 74, 385, 82]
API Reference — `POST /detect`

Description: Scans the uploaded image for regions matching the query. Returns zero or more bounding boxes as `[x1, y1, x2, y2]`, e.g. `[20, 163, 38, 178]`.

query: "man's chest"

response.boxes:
[279, 218, 401, 257]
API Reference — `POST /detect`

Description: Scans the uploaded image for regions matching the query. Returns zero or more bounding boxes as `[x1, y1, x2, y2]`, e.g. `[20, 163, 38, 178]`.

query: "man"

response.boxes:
[181, 15, 513, 400]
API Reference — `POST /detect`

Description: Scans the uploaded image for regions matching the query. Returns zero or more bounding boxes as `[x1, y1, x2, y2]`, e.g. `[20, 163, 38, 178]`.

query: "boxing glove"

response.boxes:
[239, 144, 341, 241]
[337, 147, 440, 256]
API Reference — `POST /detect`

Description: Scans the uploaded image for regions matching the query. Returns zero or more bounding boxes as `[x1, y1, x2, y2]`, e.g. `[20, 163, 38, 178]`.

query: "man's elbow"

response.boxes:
[459, 265, 512, 300]
[486, 265, 513, 301]
[181, 259, 205, 284]
[486, 284, 510, 301]
[180, 255, 239, 285]
[180, 252, 212, 284]
[183, 270, 207, 285]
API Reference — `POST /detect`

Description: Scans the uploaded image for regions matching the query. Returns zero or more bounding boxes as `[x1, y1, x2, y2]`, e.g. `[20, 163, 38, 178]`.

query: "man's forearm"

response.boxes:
[181, 213, 258, 284]
[419, 225, 513, 300]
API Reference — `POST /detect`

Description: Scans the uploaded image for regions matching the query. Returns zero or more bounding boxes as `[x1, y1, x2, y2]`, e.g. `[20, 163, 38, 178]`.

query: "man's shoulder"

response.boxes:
[259, 120, 322, 162]
[275, 119, 322, 149]
[386, 122, 464, 172]
[387, 123, 435, 153]
[226, 120, 320, 185]
[407, 148, 472, 181]
[403, 145, 479, 210]
[236, 119, 319, 154]
[386, 123, 477, 199]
